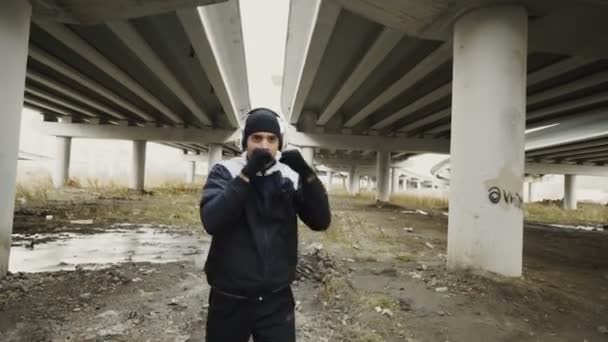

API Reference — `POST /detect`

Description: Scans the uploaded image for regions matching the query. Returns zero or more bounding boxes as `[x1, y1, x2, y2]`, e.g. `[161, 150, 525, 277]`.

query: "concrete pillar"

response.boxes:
[523, 182, 530, 203]
[529, 182, 539, 202]
[208, 144, 223, 173]
[447, 5, 527, 277]
[376, 151, 391, 202]
[186, 161, 196, 183]
[327, 171, 333, 192]
[563, 175, 578, 210]
[130, 140, 146, 191]
[391, 168, 401, 195]
[415, 180, 421, 190]
[53, 136, 72, 188]
[301, 147, 314, 167]
[348, 166, 360, 195]
[0, 0, 31, 277]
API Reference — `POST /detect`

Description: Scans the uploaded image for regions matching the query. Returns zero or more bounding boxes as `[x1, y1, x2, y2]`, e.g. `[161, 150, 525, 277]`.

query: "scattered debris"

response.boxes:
[416, 210, 428, 216]
[425, 242, 435, 249]
[598, 326, 608, 334]
[404, 227, 414, 233]
[435, 287, 449, 293]
[45, 215, 53, 220]
[70, 219, 93, 225]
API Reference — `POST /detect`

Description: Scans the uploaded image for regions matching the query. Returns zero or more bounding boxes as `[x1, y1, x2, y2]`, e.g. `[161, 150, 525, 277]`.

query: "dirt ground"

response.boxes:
[1, 189, 607, 341]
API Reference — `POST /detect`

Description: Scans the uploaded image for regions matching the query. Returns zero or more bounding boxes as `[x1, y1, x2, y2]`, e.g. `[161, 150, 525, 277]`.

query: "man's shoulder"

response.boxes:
[213, 156, 246, 178]
[276, 161, 299, 189]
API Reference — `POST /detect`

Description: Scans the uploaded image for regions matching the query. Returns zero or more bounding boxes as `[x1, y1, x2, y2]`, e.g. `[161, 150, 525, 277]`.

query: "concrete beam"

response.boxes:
[526, 138, 608, 157]
[525, 162, 608, 177]
[35, 21, 183, 124]
[178, 1, 250, 128]
[528, 70, 608, 106]
[345, 42, 452, 127]
[415, 54, 598, 135]
[528, 90, 608, 122]
[27, 71, 127, 120]
[25, 86, 100, 118]
[284, 0, 341, 124]
[399, 108, 450, 133]
[28, 46, 154, 122]
[317, 27, 404, 125]
[288, 129, 450, 153]
[525, 109, 608, 150]
[24, 98, 79, 118]
[30, 0, 227, 24]
[373, 82, 452, 129]
[107, 21, 211, 126]
[40, 122, 239, 144]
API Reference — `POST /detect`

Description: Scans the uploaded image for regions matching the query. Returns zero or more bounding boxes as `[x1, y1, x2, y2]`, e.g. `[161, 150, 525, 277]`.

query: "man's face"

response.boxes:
[246, 132, 279, 159]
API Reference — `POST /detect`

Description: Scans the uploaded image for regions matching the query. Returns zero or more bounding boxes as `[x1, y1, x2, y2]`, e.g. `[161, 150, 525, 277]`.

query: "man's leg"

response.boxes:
[205, 290, 253, 342]
[251, 288, 296, 342]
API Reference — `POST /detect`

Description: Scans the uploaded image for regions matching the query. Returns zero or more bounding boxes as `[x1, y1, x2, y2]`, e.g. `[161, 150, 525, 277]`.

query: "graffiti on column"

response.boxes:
[488, 186, 523, 209]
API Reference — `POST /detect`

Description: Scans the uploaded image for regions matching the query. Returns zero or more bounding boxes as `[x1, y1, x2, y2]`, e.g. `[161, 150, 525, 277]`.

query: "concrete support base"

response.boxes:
[130, 140, 146, 191]
[447, 5, 527, 277]
[53, 136, 72, 188]
[301, 147, 314, 168]
[186, 161, 196, 183]
[391, 168, 400, 195]
[208, 144, 223, 173]
[348, 166, 359, 195]
[375, 151, 390, 202]
[0, 0, 31, 277]
[563, 175, 578, 210]
[529, 182, 540, 202]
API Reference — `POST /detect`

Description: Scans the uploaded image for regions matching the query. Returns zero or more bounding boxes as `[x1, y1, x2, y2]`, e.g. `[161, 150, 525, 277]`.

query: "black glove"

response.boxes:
[280, 150, 313, 178]
[241, 149, 273, 179]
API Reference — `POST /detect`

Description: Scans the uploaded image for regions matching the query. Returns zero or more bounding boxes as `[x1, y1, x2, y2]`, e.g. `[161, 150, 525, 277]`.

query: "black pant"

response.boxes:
[205, 286, 296, 342]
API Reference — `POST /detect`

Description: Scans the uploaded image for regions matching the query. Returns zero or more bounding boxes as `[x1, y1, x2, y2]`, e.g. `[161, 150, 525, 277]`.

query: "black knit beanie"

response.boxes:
[242, 108, 283, 150]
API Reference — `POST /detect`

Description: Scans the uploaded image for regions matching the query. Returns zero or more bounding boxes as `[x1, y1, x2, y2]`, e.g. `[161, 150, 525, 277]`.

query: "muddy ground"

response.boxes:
[1, 189, 608, 341]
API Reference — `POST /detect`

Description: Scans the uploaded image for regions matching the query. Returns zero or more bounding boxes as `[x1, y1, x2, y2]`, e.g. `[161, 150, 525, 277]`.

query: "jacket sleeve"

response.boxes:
[294, 175, 331, 231]
[200, 163, 251, 235]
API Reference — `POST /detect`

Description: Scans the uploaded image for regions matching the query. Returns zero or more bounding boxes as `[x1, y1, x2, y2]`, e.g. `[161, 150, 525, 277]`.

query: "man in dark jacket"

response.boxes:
[200, 107, 331, 342]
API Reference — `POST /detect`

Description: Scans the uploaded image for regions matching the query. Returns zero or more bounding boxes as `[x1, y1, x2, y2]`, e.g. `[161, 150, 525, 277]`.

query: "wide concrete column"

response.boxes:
[53, 136, 72, 188]
[391, 168, 401, 195]
[529, 182, 539, 202]
[208, 144, 223, 173]
[186, 161, 196, 183]
[376, 151, 391, 202]
[348, 166, 360, 195]
[130, 140, 146, 191]
[447, 5, 528, 277]
[0, 0, 31, 277]
[563, 175, 578, 210]
[522, 182, 530, 203]
[301, 147, 314, 167]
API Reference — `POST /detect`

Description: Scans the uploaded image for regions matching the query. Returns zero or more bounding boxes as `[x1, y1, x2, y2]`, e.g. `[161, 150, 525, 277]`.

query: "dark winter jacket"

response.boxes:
[200, 153, 331, 297]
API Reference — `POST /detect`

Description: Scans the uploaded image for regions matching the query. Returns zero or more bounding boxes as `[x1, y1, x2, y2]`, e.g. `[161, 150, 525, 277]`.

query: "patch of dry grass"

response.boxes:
[15, 176, 53, 204]
[525, 201, 608, 226]
[390, 193, 448, 210]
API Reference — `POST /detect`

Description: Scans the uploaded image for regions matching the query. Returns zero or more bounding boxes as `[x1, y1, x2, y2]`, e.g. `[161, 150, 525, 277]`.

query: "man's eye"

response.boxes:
[268, 137, 277, 143]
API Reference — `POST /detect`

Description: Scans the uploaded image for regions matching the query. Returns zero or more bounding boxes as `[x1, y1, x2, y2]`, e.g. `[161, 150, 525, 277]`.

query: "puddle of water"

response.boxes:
[549, 224, 605, 232]
[10, 226, 209, 273]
